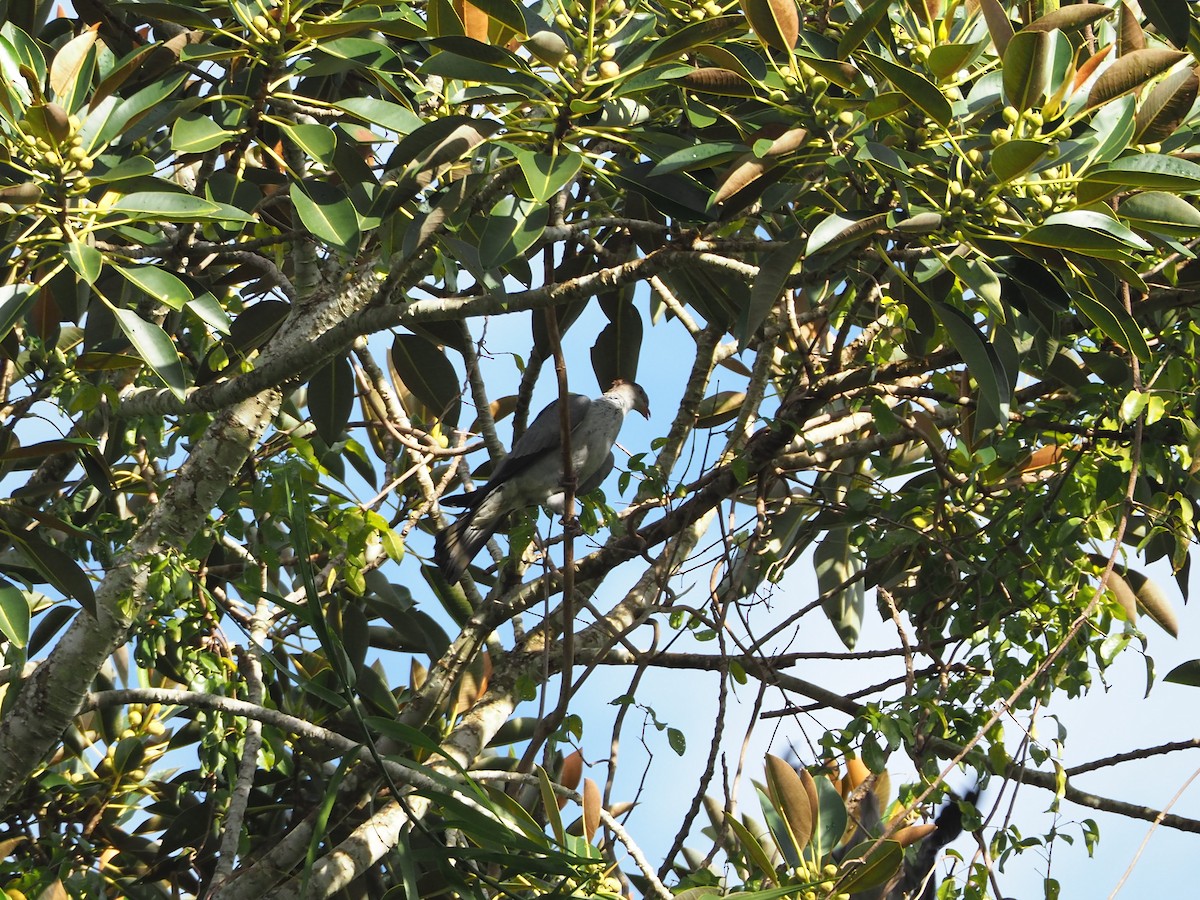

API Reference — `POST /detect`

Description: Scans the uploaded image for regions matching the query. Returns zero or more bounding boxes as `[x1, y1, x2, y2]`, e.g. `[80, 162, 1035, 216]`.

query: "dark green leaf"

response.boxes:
[837, 0, 890, 59]
[837, 840, 905, 893]
[66, 241, 103, 285]
[1139, 0, 1190, 47]
[990, 139, 1050, 182]
[17, 533, 96, 618]
[390, 334, 462, 427]
[109, 191, 253, 223]
[1164, 659, 1200, 687]
[1003, 29, 1049, 112]
[862, 54, 953, 126]
[815, 525, 865, 649]
[281, 122, 338, 167]
[0, 284, 36, 342]
[741, 239, 801, 350]
[932, 302, 1010, 430]
[590, 300, 643, 389]
[1120, 191, 1200, 236]
[647, 16, 742, 64]
[308, 356, 355, 445]
[812, 775, 848, 860]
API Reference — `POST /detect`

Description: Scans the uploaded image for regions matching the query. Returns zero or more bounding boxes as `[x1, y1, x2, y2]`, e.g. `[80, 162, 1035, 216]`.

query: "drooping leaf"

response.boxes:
[1164, 659, 1200, 687]
[1117, 2, 1147, 56]
[16, 534, 96, 618]
[814, 526, 865, 649]
[308, 356, 356, 445]
[862, 54, 953, 126]
[764, 754, 814, 853]
[931, 302, 1010, 431]
[740, 0, 799, 52]
[49, 25, 98, 113]
[837, 840, 905, 893]
[0, 284, 36, 343]
[390, 333, 462, 428]
[1003, 29, 1050, 112]
[1134, 67, 1199, 143]
[837, 0, 890, 60]
[590, 299, 643, 390]
[978, 0, 1015, 56]
[696, 391, 747, 428]
[112, 308, 187, 399]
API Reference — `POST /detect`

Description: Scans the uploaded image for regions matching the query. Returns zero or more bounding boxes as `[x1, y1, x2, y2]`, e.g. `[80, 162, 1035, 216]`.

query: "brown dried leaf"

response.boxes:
[1118, 1, 1147, 56]
[582, 778, 601, 843]
[740, 0, 799, 51]
[765, 753, 813, 851]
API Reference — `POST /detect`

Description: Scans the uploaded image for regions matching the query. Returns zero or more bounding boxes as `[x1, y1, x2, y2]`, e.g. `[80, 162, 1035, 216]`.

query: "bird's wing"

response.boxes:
[577, 451, 614, 496]
[489, 392, 591, 485]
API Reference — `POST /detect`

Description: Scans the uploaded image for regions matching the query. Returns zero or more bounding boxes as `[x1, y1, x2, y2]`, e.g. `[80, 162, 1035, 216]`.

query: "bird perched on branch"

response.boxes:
[434, 380, 650, 583]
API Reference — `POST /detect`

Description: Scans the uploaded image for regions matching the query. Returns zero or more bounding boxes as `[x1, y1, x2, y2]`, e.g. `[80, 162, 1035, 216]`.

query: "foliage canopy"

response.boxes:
[1, 0, 1200, 897]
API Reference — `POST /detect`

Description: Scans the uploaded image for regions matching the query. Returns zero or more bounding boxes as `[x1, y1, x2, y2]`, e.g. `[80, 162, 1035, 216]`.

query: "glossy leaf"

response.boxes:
[478, 195, 548, 270]
[862, 54, 953, 126]
[293, 181, 360, 250]
[0, 284, 36, 343]
[113, 308, 187, 399]
[837, 0, 890, 60]
[513, 149, 582, 204]
[991, 139, 1050, 182]
[171, 115, 237, 153]
[108, 191, 254, 223]
[66, 242, 103, 285]
[0, 584, 29, 648]
[1139, 0, 1190, 47]
[1119, 191, 1200, 236]
[837, 840, 904, 893]
[113, 265, 192, 312]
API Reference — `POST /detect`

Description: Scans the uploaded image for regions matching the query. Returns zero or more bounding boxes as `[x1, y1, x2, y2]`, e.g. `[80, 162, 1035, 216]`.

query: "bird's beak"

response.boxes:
[639, 406, 651, 420]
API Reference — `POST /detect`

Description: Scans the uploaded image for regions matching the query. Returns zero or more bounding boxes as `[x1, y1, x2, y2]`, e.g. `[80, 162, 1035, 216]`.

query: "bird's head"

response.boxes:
[611, 379, 651, 419]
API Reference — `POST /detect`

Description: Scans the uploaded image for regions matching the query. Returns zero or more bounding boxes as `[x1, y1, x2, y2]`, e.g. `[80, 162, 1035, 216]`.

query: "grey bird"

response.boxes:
[434, 380, 650, 583]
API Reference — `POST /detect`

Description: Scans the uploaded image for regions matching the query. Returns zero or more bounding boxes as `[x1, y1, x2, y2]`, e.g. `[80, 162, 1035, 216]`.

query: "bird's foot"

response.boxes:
[560, 516, 583, 539]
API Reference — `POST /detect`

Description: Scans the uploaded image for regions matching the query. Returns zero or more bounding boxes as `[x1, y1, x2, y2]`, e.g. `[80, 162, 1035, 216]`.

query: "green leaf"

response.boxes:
[65, 241, 103, 285]
[281, 122, 337, 167]
[113, 264, 192, 311]
[1119, 191, 1200, 237]
[811, 774, 848, 860]
[171, 115, 237, 154]
[1021, 209, 1153, 256]
[113, 308, 187, 399]
[1072, 288, 1152, 363]
[1003, 29, 1049, 112]
[419, 50, 547, 96]
[927, 42, 984, 79]
[1083, 153, 1200, 192]
[741, 239, 801, 350]
[590, 299, 643, 389]
[806, 210, 888, 256]
[990, 139, 1050, 183]
[82, 71, 189, 152]
[1164, 659, 1200, 687]
[667, 727, 686, 756]
[16, 533, 96, 618]
[726, 815, 778, 877]
[335, 97, 423, 134]
[513, 149, 582, 204]
[0, 584, 29, 648]
[932, 302, 1010, 430]
[837, 0, 890, 59]
[837, 841, 905, 893]
[1139, 0, 1190, 47]
[109, 191, 254, 223]
[308, 356, 355, 445]
[478, 196, 548, 270]
[186, 292, 232, 335]
[389, 333, 462, 427]
[293, 181, 360, 250]
[0, 283, 36, 342]
[862, 54, 953, 126]
[814, 525, 865, 649]
[646, 15, 743, 65]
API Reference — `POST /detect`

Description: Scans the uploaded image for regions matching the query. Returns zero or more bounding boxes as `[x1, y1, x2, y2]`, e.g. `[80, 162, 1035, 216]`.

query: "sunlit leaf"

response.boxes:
[113, 308, 187, 399]
[1087, 48, 1188, 109]
[0, 584, 29, 648]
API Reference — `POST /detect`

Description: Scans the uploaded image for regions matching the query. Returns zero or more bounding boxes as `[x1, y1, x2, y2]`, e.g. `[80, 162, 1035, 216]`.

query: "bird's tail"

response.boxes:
[434, 501, 499, 584]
